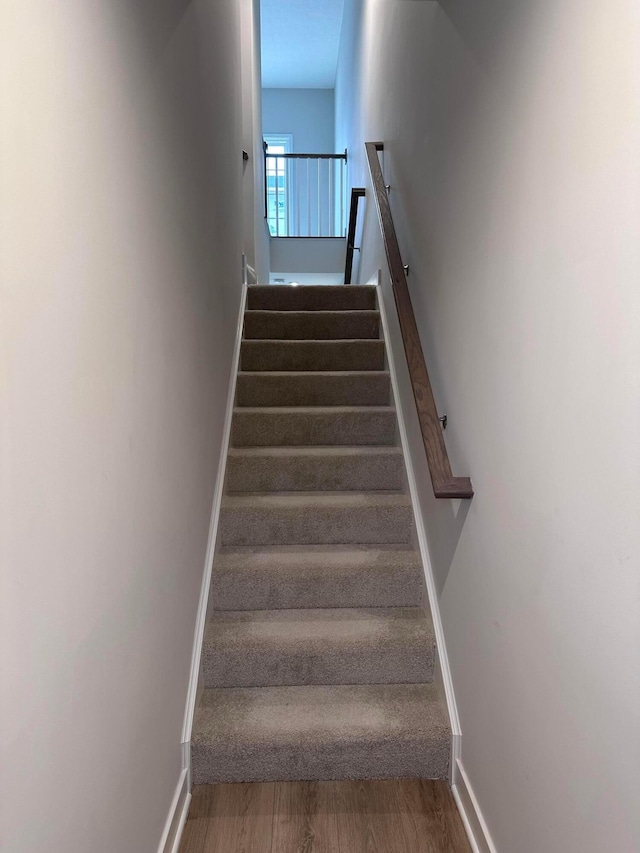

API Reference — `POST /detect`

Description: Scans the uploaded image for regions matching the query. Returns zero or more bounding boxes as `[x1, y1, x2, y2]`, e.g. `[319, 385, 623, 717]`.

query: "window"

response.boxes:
[264, 134, 293, 235]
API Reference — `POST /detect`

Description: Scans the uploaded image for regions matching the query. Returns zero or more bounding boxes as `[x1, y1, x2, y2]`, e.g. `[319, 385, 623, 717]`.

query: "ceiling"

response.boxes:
[260, 0, 346, 89]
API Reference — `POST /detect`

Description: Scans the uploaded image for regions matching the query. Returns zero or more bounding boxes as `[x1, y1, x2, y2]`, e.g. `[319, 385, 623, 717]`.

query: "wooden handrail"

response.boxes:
[344, 188, 366, 284]
[365, 142, 473, 499]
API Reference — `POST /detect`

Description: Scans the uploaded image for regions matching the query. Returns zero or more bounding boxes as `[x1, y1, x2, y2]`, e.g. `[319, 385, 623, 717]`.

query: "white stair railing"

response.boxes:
[265, 152, 347, 238]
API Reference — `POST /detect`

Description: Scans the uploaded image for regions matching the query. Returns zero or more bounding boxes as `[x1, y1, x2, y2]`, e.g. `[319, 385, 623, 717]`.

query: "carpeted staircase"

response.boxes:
[191, 284, 451, 784]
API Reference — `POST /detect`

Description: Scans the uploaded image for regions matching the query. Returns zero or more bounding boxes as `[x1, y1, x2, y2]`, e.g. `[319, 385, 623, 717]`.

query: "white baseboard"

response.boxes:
[180, 278, 249, 771]
[373, 272, 462, 778]
[452, 760, 498, 853]
[157, 768, 191, 853]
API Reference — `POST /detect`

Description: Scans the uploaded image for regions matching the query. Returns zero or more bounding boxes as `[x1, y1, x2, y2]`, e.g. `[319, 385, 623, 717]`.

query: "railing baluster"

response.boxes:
[307, 160, 311, 237]
[275, 156, 280, 237]
[340, 159, 344, 236]
[286, 159, 291, 236]
[317, 159, 321, 237]
[296, 158, 300, 237]
[329, 159, 334, 236]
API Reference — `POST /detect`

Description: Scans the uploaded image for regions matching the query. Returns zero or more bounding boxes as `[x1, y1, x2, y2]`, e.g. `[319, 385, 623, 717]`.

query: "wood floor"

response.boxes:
[180, 779, 471, 853]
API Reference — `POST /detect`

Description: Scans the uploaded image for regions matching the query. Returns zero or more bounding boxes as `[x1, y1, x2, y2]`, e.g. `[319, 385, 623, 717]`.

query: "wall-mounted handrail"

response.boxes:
[344, 187, 366, 284]
[365, 142, 473, 499]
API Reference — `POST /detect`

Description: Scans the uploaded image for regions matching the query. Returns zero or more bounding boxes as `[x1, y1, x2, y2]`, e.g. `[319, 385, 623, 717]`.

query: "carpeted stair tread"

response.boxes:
[237, 371, 390, 407]
[231, 406, 397, 447]
[241, 339, 385, 372]
[226, 446, 404, 492]
[209, 545, 424, 610]
[247, 285, 377, 312]
[220, 492, 414, 546]
[244, 310, 380, 340]
[191, 683, 450, 783]
[202, 607, 435, 688]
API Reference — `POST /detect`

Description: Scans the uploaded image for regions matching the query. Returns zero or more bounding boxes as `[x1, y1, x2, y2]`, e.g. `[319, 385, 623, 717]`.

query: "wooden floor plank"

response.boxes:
[179, 818, 212, 853]
[271, 781, 340, 853]
[334, 780, 471, 853]
[333, 779, 410, 853]
[181, 782, 274, 853]
[180, 780, 471, 853]
[394, 780, 471, 852]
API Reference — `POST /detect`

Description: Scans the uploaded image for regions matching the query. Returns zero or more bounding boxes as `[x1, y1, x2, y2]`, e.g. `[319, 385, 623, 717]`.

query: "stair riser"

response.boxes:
[226, 452, 404, 492]
[247, 286, 377, 312]
[191, 741, 449, 785]
[241, 340, 385, 372]
[210, 566, 424, 610]
[202, 642, 434, 688]
[231, 410, 397, 447]
[237, 373, 390, 407]
[220, 505, 414, 546]
[244, 311, 380, 340]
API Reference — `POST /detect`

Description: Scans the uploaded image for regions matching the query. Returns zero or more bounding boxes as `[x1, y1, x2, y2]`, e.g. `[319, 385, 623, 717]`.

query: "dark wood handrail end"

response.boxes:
[434, 477, 474, 500]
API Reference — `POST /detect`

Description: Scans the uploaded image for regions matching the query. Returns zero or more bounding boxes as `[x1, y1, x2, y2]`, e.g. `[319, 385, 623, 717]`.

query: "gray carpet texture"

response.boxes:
[231, 406, 398, 447]
[209, 546, 425, 611]
[236, 370, 391, 407]
[191, 284, 451, 783]
[202, 608, 435, 688]
[247, 284, 377, 311]
[220, 493, 415, 546]
[226, 446, 404, 492]
[191, 683, 450, 784]
[241, 339, 385, 372]
[243, 310, 380, 340]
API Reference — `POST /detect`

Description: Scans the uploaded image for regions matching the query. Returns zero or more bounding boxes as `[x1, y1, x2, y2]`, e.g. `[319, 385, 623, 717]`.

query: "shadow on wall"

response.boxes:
[426, 487, 472, 599]
[438, 0, 533, 75]
[126, 0, 194, 56]
[391, 308, 472, 599]
[119, 0, 243, 319]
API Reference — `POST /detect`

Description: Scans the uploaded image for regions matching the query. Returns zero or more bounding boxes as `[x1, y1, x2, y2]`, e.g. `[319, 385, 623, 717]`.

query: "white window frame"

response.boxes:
[264, 134, 294, 235]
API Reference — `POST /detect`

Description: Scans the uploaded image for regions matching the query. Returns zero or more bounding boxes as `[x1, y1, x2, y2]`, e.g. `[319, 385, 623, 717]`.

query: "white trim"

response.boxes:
[180, 277, 249, 764]
[157, 768, 191, 853]
[373, 271, 462, 775]
[452, 760, 499, 853]
[245, 262, 257, 285]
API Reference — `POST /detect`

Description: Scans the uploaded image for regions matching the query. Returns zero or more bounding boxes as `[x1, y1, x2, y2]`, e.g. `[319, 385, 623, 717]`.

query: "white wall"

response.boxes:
[0, 2, 243, 852]
[270, 237, 346, 274]
[263, 88, 335, 153]
[263, 88, 338, 238]
[336, 2, 640, 852]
